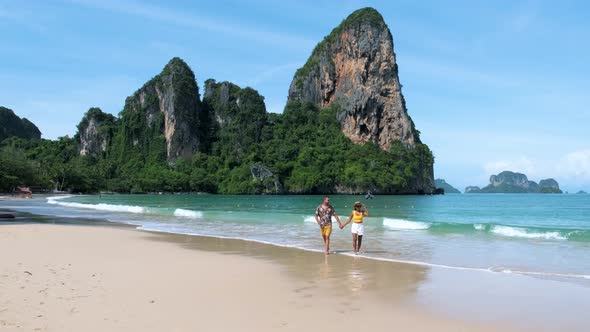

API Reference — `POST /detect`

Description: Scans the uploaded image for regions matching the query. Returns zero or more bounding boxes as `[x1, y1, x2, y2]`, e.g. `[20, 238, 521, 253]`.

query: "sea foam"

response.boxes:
[174, 209, 203, 219]
[47, 195, 74, 204]
[304, 216, 317, 223]
[473, 224, 487, 231]
[47, 197, 145, 214]
[383, 218, 430, 230]
[490, 225, 566, 240]
[304, 216, 338, 223]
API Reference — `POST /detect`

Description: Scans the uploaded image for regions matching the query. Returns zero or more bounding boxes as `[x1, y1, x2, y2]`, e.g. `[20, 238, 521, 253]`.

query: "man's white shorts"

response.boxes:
[351, 223, 364, 236]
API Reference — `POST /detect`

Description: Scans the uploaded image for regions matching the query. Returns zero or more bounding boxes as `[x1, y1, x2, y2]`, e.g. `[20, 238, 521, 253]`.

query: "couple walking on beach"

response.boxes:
[315, 196, 370, 255]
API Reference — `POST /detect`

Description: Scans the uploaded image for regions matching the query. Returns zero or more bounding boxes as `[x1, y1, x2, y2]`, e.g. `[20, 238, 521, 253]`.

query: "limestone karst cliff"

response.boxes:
[202, 80, 267, 158]
[288, 7, 434, 193]
[0, 107, 41, 142]
[76, 108, 118, 158]
[288, 7, 420, 151]
[118, 57, 204, 162]
[8, 9, 438, 194]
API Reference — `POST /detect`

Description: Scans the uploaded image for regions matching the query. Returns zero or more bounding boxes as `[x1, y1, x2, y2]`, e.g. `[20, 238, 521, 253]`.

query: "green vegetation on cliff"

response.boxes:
[254, 101, 433, 194]
[0, 107, 41, 142]
[0, 7, 435, 195]
[203, 80, 267, 163]
[294, 7, 386, 88]
[1, 98, 434, 194]
[0, 8, 436, 195]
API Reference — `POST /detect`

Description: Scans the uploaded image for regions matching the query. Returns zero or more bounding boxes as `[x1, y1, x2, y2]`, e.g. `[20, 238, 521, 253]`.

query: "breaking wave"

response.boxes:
[383, 218, 431, 230]
[174, 209, 204, 219]
[47, 196, 145, 214]
[490, 225, 567, 240]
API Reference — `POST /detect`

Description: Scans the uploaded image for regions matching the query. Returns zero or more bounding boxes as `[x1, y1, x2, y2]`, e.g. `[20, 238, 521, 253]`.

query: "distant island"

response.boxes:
[577, 190, 587, 194]
[465, 171, 562, 194]
[435, 179, 461, 194]
[0, 8, 435, 195]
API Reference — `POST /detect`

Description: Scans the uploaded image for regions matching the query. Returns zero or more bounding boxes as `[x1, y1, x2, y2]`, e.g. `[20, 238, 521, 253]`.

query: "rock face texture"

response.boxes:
[77, 108, 117, 157]
[467, 171, 562, 193]
[288, 7, 419, 151]
[250, 163, 283, 194]
[0, 107, 41, 142]
[120, 57, 203, 162]
[203, 79, 267, 157]
[287, 7, 434, 194]
[489, 171, 534, 189]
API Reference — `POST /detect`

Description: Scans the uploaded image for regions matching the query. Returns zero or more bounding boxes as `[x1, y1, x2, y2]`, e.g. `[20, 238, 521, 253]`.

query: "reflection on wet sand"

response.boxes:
[145, 230, 430, 305]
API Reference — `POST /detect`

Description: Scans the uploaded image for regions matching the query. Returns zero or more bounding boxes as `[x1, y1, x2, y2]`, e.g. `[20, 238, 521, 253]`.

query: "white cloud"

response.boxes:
[557, 149, 590, 181]
[482, 149, 590, 190]
[484, 157, 537, 177]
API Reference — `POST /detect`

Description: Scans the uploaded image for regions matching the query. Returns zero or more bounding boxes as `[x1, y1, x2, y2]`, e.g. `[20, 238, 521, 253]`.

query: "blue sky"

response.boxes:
[1, 0, 589, 192]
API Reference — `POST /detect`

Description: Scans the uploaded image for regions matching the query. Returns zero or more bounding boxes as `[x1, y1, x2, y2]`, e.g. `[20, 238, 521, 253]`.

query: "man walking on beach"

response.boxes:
[315, 196, 342, 255]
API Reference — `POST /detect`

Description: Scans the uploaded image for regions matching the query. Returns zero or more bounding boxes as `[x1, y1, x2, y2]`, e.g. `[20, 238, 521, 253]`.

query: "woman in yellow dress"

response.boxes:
[341, 202, 370, 254]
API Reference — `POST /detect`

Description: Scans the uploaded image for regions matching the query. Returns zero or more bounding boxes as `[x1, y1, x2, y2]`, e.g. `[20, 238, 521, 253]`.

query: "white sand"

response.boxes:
[0, 223, 512, 331]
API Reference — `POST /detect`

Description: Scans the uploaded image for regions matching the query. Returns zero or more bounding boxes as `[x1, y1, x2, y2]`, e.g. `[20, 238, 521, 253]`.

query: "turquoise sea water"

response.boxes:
[4, 193, 590, 284]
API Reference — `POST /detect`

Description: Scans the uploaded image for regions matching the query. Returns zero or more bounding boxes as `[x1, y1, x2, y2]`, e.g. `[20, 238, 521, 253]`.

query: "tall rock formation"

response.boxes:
[287, 7, 434, 194]
[0, 107, 41, 142]
[76, 107, 118, 157]
[203, 79, 267, 158]
[288, 7, 419, 151]
[119, 57, 204, 162]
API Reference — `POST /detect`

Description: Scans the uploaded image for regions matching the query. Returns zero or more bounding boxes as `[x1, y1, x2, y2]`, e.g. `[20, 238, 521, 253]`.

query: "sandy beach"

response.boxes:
[0, 221, 519, 332]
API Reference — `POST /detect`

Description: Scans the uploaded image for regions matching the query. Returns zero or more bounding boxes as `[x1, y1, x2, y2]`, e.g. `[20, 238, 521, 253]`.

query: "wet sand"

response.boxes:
[0, 222, 515, 332]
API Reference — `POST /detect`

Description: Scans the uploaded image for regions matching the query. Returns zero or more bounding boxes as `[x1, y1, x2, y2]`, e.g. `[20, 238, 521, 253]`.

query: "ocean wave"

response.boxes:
[135, 225, 590, 281]
[304, 216, 316, 223]
[303, 216, 337, 223]
[47, 195, 74, 204]
[385, 219, 587, 242]
[47, 198, 145, 214]
[473, 223, 487, 231]
[383, 218, 430, 230]
[490, 225, 567, 240]
[174, 209, 203, 219]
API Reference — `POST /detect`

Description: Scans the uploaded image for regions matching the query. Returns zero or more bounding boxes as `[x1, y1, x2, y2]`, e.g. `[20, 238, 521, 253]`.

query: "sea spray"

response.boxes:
[174, 209, 204, 219]
[383, 218, 430, 230]
[47, 197, 145, 214]
[490, 225, 567, 240]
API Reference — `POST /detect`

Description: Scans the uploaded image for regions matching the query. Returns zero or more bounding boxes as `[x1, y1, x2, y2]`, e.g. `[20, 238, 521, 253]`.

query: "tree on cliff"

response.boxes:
[0, 8, 436, 195]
